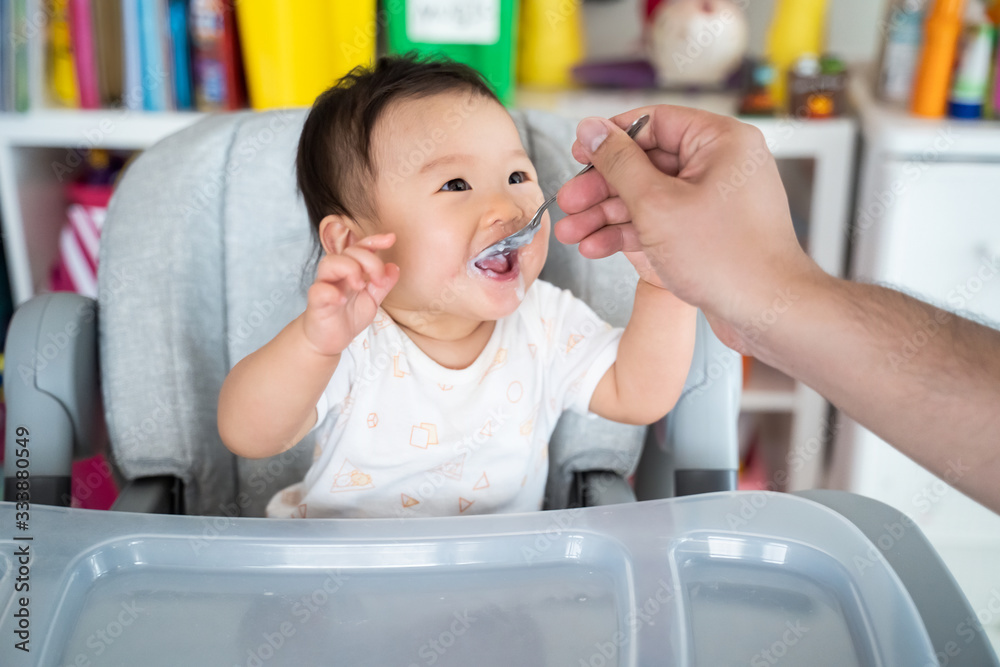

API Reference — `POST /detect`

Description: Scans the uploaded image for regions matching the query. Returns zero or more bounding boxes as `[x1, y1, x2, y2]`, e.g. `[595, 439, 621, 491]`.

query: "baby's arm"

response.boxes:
[588, 279, 697, 425]
[218, 234, 399, 458]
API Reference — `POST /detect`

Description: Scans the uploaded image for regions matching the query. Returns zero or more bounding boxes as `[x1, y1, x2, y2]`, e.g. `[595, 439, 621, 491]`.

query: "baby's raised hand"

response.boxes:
[303, 233, 400, 357]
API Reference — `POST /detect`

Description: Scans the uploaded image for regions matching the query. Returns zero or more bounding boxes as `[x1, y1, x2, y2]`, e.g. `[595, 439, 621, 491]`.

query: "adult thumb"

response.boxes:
[576, 116, 659, 204]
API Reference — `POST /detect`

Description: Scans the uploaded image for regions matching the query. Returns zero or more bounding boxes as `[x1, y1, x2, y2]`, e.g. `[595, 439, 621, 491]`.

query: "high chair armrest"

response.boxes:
[2, 293, 104, 506]
[634, 311, 741, 499]
[797, 489, 1000, 667]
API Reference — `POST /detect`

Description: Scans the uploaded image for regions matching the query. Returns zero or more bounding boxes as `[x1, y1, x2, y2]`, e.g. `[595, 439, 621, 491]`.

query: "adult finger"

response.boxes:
[557, 146, 680, 217]
[570, 116, 668, 207]
[553, 196, 631, 246]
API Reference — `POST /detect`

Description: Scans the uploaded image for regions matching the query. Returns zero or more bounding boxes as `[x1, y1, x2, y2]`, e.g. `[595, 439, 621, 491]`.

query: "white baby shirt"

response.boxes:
[266, 279, 624, 519]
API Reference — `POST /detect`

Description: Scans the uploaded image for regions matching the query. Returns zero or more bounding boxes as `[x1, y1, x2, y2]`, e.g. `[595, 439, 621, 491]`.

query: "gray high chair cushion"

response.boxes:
[100, 108, 646, 517]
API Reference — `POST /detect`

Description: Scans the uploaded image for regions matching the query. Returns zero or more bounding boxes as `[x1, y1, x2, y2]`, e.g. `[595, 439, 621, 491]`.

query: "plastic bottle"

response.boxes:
[948, 21, 995, 118]
[765, 0, 829, 109]
[876, 0, 927, 106]
[519, 0, 585, 87]
[910, 0, 966, 117]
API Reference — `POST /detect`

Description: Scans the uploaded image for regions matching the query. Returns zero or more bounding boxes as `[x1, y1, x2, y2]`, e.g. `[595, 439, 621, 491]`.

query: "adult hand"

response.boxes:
[555, 106, 823, 353]
[556, 106, 1000, 515]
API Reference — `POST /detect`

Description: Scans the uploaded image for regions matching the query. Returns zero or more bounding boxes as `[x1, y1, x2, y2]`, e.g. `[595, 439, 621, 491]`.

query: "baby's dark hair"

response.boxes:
[296, 52, 502, 236]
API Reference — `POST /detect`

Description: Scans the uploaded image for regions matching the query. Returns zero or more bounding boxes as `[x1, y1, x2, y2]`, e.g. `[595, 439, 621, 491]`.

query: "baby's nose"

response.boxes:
[484, 192, 527, 228]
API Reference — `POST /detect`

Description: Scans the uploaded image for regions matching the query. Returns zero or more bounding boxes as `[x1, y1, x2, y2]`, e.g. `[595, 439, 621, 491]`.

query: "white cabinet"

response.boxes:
[832, 68, 1000, 652]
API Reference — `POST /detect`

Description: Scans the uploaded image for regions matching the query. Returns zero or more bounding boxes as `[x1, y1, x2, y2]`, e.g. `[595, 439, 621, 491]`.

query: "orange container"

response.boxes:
[911, 0, 966, 117]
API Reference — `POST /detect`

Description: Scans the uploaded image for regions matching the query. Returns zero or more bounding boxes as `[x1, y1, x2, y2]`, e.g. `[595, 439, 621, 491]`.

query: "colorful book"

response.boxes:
[48, 0, 81, 107]
[93, 0, 124, 105]
[137, 0, 174, 110]
[190, 0, 243, 111]
[68, 0, 100, 108]
[12, 0, 30, 111]
[169, 0, 192, 109]
[0, 0, 9, 110]
[26, 0, 46, 109]
[121, 0, 142, 109]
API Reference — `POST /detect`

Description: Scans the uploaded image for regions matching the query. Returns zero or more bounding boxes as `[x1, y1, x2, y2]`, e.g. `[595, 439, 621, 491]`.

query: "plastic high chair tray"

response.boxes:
[0, 492, 934, 666]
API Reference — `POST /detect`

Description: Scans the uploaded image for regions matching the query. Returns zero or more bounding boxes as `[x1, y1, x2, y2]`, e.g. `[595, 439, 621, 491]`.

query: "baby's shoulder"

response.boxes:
[517, 278, 586, 323]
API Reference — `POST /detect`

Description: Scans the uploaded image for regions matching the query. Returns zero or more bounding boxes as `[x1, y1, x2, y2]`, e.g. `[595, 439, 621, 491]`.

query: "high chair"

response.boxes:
[2, 109, 995, 666]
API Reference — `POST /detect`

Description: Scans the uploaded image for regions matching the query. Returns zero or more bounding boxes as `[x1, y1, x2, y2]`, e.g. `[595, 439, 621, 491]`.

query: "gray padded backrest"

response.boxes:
[100, 108, 647, 516]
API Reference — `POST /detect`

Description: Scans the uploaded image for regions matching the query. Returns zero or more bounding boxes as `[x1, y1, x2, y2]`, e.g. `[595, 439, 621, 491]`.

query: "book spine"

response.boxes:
[49, 0, 81, 107]
[68, 0, 100, 109]
[138, 0, 166, 110]
[121, 0, 143, 109]
[169, 0, 193, 109]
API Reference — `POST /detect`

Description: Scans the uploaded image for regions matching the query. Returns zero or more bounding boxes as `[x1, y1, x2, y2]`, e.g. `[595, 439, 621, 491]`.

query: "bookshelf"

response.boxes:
[0, 109, 205, 305]
[0, 85, 856, 492]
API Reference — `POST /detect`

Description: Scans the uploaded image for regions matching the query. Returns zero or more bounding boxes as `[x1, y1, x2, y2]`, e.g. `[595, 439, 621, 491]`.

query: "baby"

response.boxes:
[217, 54, 696, 519]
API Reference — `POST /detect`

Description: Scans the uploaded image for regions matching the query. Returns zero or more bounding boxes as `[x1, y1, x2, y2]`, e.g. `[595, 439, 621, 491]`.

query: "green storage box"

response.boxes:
[385, 0, 520, 106]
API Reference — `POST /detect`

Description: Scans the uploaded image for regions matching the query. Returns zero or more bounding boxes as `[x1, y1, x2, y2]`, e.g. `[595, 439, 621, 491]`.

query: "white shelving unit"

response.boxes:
[831, 67, 1000, 654]
[0, 87, 857, 492]
[0, 109, 206, 305]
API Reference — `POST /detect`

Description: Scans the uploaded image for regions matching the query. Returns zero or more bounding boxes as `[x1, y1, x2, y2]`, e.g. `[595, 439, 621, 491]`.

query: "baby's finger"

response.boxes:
[315, 253, 365, 289]
[354, 232, 396, 250]
[308, 280, 348, 310]
[341, 244, 390, 288]
[364, 262, 400, 306]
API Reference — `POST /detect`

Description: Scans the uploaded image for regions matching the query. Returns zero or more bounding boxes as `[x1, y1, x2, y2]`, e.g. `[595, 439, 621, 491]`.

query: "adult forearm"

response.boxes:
[750, 272, 1000, 511]
[614, 280, 697, 422]
[218, 314, 340, 458]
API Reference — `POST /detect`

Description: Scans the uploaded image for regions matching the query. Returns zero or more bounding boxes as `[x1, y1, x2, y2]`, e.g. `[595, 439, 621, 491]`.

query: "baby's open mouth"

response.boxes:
[475, 252, 513, 274]
[473, 249, 520, 280]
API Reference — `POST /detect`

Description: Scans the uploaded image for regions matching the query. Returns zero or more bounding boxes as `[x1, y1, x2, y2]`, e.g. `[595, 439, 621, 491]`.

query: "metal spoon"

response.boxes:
[472, 114, 651, 265]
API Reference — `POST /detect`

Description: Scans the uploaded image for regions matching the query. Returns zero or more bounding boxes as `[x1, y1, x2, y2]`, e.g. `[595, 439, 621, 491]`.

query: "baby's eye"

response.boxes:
[441, 178, 470, 192]
[509, 171, 527, 185]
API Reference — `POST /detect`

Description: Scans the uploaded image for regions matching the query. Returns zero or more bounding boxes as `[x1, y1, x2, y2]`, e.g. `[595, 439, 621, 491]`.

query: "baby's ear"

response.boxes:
[318, 214, 360, 255]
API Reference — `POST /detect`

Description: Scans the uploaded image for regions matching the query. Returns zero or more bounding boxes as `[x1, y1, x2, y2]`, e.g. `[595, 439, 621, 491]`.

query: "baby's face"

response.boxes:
[369, 91, 549, 326]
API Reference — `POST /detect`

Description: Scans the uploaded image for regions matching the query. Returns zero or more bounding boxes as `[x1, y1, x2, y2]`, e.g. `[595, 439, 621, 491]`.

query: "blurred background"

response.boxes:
[1, 0, 999, 655]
